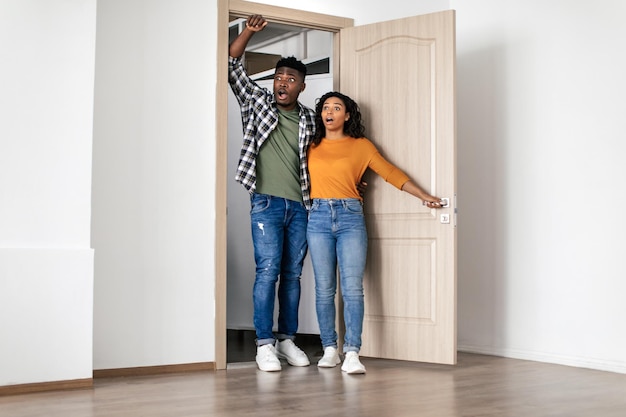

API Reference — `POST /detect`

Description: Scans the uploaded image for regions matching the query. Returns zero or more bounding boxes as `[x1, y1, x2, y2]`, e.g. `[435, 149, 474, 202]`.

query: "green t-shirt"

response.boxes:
[255, 108, 302, 203]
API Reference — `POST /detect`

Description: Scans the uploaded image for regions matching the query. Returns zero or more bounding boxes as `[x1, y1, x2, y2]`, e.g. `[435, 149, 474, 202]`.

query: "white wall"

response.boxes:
[452, 0, 626, 373]
[0, 0, 96, 385]
[91, 0, 215, 369]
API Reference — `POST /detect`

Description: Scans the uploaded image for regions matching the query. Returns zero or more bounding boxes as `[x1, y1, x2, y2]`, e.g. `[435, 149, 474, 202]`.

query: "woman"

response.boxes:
[307, 91, 444, 374]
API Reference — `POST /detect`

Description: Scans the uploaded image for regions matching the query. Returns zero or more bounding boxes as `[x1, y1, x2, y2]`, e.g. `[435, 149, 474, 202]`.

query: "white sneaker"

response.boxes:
[317, 346, 341, 368]
[256, 344, 282, 372]
[341, 351, 366, 374]
[275, 339, 310, 366]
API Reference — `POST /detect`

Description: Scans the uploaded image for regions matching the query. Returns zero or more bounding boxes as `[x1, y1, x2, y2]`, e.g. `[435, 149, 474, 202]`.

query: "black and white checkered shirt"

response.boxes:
[228, 56, 315, 209]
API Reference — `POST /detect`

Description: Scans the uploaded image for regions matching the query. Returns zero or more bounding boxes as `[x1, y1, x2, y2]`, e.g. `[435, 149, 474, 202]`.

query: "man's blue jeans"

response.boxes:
[250, 193, 308, 346]
[306, 198, 367, 353]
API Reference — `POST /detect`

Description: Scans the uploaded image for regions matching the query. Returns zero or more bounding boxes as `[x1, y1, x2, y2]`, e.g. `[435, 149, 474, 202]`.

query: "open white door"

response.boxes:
[339, 10, 457, 364]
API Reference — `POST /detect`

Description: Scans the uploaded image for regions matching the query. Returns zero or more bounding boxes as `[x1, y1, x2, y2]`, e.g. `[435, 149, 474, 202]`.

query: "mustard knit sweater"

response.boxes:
[308, 137, 410, 200]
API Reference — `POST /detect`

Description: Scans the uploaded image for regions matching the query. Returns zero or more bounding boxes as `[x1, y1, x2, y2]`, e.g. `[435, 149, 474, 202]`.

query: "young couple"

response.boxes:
[228, 15, 444, 375]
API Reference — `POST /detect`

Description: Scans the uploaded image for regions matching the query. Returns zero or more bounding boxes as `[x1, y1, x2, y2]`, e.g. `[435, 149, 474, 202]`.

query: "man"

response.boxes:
[228, 14, 313, 372]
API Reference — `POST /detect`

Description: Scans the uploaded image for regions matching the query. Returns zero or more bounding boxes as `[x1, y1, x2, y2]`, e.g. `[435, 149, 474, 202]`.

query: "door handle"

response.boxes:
[440, 197, 451, 224]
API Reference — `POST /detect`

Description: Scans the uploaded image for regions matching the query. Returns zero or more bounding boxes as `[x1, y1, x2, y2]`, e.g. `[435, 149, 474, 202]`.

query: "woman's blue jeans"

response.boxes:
[307, 199, 367, 353]
[250, 193, 308, 346]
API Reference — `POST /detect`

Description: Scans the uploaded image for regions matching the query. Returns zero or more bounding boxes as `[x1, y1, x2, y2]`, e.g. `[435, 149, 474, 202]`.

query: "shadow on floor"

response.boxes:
[227, 329, 323, 363]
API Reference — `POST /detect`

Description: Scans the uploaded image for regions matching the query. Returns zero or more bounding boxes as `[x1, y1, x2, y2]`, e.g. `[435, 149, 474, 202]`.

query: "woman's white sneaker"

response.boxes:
[317, 346, 341, 368]
[341, 351, 366, 374]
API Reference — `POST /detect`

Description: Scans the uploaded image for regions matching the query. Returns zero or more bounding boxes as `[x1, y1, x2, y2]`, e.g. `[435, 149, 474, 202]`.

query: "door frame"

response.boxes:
[215, 0, 354, 369]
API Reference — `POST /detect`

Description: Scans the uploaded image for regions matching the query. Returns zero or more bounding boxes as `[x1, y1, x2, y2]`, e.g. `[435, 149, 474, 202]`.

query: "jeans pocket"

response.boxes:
[344, 200, 363, 214]
[250, 193, 271, 214]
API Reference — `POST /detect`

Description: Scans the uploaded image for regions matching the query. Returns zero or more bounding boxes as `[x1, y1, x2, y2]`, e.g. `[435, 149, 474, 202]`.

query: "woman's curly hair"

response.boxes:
[312, 91, 365, 146]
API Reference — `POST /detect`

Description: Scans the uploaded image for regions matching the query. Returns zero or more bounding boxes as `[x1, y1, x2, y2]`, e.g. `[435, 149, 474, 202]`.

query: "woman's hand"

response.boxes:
[422, 197, 445, 208]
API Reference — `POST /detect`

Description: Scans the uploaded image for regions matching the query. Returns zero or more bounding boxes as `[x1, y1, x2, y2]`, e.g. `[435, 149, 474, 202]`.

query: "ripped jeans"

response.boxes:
[250, 193, 308, 346]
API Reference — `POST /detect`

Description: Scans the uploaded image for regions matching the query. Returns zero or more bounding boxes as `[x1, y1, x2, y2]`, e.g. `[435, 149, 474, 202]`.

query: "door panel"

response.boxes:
[339, 10, 457, 364]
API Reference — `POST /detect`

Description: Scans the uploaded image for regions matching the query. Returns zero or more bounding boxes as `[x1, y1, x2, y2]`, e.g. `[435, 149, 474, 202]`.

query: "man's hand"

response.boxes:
[229, 14, 267, 58]
[356, 181, 368, 198]
[245, 14, 267, 32]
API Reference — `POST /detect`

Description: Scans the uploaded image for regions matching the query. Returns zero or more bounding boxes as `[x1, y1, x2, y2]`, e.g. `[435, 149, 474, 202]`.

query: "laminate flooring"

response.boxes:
[2, 333, 626, 417]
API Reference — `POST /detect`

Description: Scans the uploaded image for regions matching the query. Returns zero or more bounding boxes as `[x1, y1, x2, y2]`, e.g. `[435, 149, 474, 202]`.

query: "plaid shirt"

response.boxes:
[228, 56, 315, 209]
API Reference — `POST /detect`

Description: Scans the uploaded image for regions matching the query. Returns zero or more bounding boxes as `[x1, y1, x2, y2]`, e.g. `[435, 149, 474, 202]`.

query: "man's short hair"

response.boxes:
[275, 56, 307, 79]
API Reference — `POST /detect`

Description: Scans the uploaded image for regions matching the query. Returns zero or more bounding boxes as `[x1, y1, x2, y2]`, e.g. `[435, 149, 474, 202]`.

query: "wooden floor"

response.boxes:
[2, 334, 626, 417]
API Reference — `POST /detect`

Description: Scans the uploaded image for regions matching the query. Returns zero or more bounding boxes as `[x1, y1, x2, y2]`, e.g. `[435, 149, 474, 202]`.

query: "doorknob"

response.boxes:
[440, 197, 451, 224]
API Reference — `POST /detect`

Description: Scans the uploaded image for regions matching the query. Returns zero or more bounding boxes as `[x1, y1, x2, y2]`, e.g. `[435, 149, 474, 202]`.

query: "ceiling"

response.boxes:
[228, 18, 305, 49]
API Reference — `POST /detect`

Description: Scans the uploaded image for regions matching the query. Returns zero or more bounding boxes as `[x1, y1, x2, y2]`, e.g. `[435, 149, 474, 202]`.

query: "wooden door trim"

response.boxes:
[229, 0, 353, 30]
[215, 0, 353, 370]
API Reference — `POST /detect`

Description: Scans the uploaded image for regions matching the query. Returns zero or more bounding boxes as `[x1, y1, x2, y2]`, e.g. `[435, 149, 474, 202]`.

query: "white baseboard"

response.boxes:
[458, 344, 626, 375]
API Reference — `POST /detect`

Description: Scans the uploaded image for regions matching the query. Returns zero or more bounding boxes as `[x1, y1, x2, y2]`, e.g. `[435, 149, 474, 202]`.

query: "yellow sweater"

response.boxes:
[308, 137, 410, 200]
